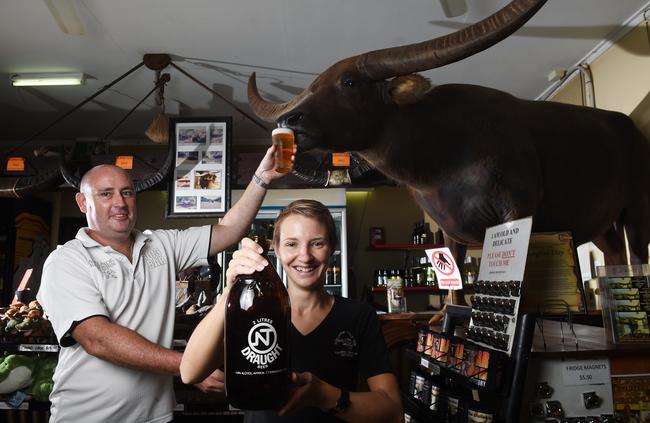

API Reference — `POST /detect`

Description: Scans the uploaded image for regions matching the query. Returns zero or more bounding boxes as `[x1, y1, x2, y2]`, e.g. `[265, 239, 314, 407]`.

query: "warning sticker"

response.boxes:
[426, 247, 462, 290]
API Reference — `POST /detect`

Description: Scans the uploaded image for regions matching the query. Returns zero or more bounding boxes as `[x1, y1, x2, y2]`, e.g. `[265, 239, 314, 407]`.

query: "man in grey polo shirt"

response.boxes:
[38, 145, 288, 422]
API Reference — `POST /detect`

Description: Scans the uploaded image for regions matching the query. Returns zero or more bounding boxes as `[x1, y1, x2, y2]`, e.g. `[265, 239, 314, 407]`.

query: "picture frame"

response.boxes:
[167, 117, 231, 218]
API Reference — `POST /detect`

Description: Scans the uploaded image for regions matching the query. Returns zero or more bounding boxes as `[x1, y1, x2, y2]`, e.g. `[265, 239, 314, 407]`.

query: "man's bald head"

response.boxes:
[79, 165, 134, 194]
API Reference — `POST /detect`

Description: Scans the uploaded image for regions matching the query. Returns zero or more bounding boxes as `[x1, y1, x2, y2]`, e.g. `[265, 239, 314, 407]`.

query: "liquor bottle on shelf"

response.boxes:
[415, 257, 427, 286]
[374, 269, 381, 287]
[426, 259, 437, 287]
[404, 268, 413, 287]
[421, 222, 433, 244]
[412, 222, 420, 245]
[433, 228, 444, 245]
[462, 256, 478, 285]
[332, 257, 340, 285]
[381, 269, 389, 286]
[325, 259, 334, 285]
[224, 233, 291, 410]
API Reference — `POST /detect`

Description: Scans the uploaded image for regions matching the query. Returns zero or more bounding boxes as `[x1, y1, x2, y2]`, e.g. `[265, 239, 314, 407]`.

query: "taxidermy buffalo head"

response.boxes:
[249, 0, 650, 266]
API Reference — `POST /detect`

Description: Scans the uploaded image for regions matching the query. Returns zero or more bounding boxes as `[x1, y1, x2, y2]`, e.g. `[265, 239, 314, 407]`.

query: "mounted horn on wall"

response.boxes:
[2, 52, 274, 198]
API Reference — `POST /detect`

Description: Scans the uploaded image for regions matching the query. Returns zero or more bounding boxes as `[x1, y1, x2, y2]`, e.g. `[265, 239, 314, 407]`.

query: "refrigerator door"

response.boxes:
[323, 207, 348, 298]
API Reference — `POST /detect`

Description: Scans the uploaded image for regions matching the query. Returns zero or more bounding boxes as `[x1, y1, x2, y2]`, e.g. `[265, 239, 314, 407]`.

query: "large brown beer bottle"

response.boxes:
[225, 235, 291, 410]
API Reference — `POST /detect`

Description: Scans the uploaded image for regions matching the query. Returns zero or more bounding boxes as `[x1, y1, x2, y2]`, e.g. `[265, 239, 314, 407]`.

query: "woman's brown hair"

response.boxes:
[273, 199, 337, 251]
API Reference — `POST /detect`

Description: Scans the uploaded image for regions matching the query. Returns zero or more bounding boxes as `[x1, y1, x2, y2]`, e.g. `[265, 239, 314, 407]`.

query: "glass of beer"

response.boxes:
[271, 128, 294, 173]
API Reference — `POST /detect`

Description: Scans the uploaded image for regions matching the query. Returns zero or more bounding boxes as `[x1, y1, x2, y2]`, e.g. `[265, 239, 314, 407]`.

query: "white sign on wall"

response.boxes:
[478, 217, 533, 282]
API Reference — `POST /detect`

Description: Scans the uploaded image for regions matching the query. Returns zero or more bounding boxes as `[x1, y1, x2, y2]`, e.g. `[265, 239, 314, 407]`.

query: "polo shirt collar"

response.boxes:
[75, 227, 149, 250]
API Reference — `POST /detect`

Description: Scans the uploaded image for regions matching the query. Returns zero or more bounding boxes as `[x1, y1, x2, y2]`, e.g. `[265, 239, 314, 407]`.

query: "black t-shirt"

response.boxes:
[244, 296, 392, 423]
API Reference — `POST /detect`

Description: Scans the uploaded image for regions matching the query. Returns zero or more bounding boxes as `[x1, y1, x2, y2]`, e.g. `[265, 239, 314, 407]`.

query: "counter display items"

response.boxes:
[0, 300, 58, 415]
[612, 375, 650, 422]
[598, 267, 650, 344]
[467, 280, 522, 354]
[0, 301, 52, 339]
[402, 218, 537, 422]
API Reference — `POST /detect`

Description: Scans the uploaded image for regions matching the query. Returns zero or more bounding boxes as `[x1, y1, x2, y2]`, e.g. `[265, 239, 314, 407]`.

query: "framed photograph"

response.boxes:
[167, 117, 231, 217]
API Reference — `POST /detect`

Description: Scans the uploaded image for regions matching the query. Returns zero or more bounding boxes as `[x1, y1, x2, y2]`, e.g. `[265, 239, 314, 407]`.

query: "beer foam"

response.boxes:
[272, 127, 294, 136]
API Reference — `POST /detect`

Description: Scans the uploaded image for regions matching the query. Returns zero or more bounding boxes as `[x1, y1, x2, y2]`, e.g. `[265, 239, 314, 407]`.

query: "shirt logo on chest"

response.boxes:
[88, 258, 118, 279]
[333, 331, 358, 358]
[142, 246, 168, 268]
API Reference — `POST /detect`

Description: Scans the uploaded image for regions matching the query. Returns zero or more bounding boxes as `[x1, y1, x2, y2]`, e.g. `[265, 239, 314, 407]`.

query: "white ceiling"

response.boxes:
[1, 0, 649, 146]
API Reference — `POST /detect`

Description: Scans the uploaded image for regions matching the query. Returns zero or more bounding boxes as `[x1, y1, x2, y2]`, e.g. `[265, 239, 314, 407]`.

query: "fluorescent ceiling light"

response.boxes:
[11, 73, 85, 87]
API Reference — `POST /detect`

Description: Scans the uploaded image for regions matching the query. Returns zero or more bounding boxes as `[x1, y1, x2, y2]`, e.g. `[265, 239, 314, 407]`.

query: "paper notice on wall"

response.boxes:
[478, 217, 533, 282]
[425, 247, 463, 290]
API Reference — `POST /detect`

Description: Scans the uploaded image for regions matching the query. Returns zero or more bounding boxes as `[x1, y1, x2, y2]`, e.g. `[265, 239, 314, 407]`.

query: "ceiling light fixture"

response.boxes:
[11, 72, 85, 87]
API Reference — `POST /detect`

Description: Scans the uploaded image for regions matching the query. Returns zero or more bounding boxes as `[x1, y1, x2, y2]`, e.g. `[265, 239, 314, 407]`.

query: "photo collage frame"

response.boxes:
[167, 117, 231, 217]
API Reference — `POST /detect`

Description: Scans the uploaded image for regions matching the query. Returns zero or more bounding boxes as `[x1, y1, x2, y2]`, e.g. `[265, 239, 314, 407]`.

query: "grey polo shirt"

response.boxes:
[38, 225, 211, 423]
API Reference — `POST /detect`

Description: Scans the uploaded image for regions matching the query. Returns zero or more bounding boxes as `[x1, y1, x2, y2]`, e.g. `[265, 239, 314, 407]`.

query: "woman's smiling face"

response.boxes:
[275, 214, 332, 290]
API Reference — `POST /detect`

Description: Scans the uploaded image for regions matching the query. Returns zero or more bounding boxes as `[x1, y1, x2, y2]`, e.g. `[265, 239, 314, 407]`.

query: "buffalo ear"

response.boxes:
[387, 74, 431, 105]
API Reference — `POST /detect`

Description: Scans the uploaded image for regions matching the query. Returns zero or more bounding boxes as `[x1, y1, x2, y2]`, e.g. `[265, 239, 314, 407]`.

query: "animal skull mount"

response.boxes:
[0, 54, 176, 198]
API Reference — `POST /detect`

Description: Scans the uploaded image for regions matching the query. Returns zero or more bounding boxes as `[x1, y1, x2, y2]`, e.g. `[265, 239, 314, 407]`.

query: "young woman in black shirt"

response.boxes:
[181, 199, 402, 422]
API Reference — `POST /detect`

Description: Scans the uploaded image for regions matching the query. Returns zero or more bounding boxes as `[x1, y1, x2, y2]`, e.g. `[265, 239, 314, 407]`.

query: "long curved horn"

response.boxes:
[356, 0, 547, 80]
[0, 161, 63, 198]
[61, 140, 175, 193]
[247, 72, 312, 122]
[60, 143, 83, 190]
[248, 0, 546, 122]
[60, 161, 81, 190]
[133, 134, 175, 192]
